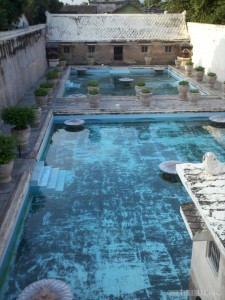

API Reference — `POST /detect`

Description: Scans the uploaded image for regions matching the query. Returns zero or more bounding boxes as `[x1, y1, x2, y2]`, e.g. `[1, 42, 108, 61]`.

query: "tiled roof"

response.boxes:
[46, 13, 189, 43]
[0, 25, 46, 42]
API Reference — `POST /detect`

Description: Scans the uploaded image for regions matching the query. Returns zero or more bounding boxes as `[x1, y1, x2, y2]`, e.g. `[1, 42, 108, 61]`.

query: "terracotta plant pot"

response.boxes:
[185, 64, 193, 76]
[31, 107, 42, 128]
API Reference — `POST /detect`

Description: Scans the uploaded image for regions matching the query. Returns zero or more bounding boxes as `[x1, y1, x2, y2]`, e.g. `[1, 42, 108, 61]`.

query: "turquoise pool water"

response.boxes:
[63, 68, 180, 97]
[2, 116, 225, 299]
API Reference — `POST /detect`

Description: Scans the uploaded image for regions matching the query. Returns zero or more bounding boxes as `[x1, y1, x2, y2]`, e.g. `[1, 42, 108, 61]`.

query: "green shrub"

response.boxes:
[34, 88, 48, 97]
[185, 61, 194, 65]
[88, 89, 100, 95]
[141, 87, 151, 93]
[136, 81, 146, 87]
[59, 56, 66, 61]
[40, 82, 54, 89]
[46, 70, 60, 80]
[0, 135, 15, 164]
[1, 106, 35, 129]
[194, 66, 205, 71]
[178, 80, 189, 86]
[87, 81, 99, 87]
[189, 89, 199, 93]
[207, 72, 216, 77]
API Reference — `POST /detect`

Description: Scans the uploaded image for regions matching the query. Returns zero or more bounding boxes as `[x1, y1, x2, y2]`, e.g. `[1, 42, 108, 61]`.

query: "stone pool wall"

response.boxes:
[0, 25, 47, 108]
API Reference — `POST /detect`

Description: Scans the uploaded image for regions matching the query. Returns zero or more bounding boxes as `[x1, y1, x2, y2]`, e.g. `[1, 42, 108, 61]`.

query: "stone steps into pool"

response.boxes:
[30, 161, 66, 192]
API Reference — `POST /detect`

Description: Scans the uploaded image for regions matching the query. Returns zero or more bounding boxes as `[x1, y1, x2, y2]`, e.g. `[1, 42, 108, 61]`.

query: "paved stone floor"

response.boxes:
[0, 64, 225, 233]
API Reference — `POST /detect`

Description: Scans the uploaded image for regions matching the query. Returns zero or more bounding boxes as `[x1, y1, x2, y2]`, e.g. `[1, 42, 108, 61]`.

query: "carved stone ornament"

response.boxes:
[202, 152, 225, 176]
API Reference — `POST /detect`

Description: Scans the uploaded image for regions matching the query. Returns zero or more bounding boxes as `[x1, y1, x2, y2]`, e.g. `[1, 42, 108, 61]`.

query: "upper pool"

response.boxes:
[2, 114, 225, 299]
[63, 67, 186, 97]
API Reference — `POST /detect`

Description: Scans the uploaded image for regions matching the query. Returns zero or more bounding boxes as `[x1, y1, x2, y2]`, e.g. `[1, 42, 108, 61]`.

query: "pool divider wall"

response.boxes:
[0, 175, 33, 295]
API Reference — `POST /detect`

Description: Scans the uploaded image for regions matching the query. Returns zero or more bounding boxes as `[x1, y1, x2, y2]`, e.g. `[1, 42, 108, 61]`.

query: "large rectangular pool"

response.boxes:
[2, 115, 225, 299]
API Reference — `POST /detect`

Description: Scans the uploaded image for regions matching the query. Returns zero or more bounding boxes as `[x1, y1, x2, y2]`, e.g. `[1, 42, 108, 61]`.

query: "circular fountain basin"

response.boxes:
[159, 160, 182, 175]
[209, 115, 225, 126]
[64, 119, 86, 130]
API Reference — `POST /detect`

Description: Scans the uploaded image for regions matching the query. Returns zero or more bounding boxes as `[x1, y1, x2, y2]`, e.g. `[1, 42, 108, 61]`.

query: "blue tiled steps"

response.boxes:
[30, 161, 66, 192]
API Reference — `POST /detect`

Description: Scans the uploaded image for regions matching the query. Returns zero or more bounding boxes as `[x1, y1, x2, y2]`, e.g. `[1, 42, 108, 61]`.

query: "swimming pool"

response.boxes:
[63, 67, 197, 98]
[2, 114, 225, 299]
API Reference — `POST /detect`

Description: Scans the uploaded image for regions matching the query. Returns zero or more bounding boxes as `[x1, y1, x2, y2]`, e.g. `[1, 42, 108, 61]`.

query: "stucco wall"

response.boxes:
[187, 22, 225, 82]
[189, 241, 225, 300]
[0, 25, 47, 108]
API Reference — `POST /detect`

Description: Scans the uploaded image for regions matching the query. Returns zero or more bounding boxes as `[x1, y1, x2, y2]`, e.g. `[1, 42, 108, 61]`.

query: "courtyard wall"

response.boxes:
[187, 22, 225, 82]
[0, 25, 47, 108]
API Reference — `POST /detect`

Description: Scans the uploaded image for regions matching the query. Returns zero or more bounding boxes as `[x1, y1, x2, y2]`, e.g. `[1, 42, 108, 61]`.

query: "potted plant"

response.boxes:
[30, 105, 42, 128]
[206, 72, 217, 89]
[34, 88, 48, 109]
[59, 56, 66, 67]
[139, 87, 152, 107]
[87, 89, 101, 108]
[39, 82, 54, 103]
[1, 106, 35, 148]
[0, 135, 15, 184]
[178, 80, 189, 100]
[194, 66, 205, 82]
[135, 81, 146, 99]
[87, 81, 100, 92]
[185, 61, 194, 76]
[187, 88, 200, 102]
[46, 69, 60, 86]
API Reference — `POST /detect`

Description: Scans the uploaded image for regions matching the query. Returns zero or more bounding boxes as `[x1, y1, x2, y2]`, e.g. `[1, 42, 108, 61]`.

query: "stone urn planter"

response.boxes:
[206, 72, 217, 89]
[175, 59, 182, 69]
[187, 89, 200, 102]
[185, 61, 194, 76]
[39, 82, 54, 103]
[30, 107, 42, 128]
[0, 135, 15, 184]
[144, 57, 152, 66]
[59, 56, 66, 66]
[178, 80, 189, 100]
[194, 66, 205, 82]
[1, 106, 35, 149]
[48, 58, 59, 67]
[46, 69, 60, 87]
[34, 88, 48, 109]
[87, 81, 100, 92]
[135, 81, 146, 99]
[87, 89, 101, 108]
[139, 88, 152, 107]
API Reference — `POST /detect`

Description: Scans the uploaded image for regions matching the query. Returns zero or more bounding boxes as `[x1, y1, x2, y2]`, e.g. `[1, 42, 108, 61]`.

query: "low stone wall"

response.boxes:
[187, 22, 225, 83]
[0, 25, 47, 108]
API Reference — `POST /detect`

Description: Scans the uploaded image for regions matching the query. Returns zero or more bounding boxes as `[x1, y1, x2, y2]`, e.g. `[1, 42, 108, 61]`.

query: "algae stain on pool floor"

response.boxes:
[5, 119, 223, 300]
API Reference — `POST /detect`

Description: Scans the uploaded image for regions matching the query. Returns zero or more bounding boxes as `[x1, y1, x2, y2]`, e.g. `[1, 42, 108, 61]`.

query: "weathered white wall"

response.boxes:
[189, 241, 225, 300]
[0, 25, 47, 107]
[187, 22, 225, 82]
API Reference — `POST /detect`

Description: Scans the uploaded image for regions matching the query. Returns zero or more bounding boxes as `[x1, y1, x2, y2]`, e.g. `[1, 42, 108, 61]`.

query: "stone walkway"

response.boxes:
[0, 64, 225, 246]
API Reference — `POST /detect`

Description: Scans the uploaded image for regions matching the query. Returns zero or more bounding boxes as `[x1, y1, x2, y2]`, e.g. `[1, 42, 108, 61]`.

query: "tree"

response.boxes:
[163, 0, 225, 24]
[0, 0, 28, 30]
[25, 0, 63, 25]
